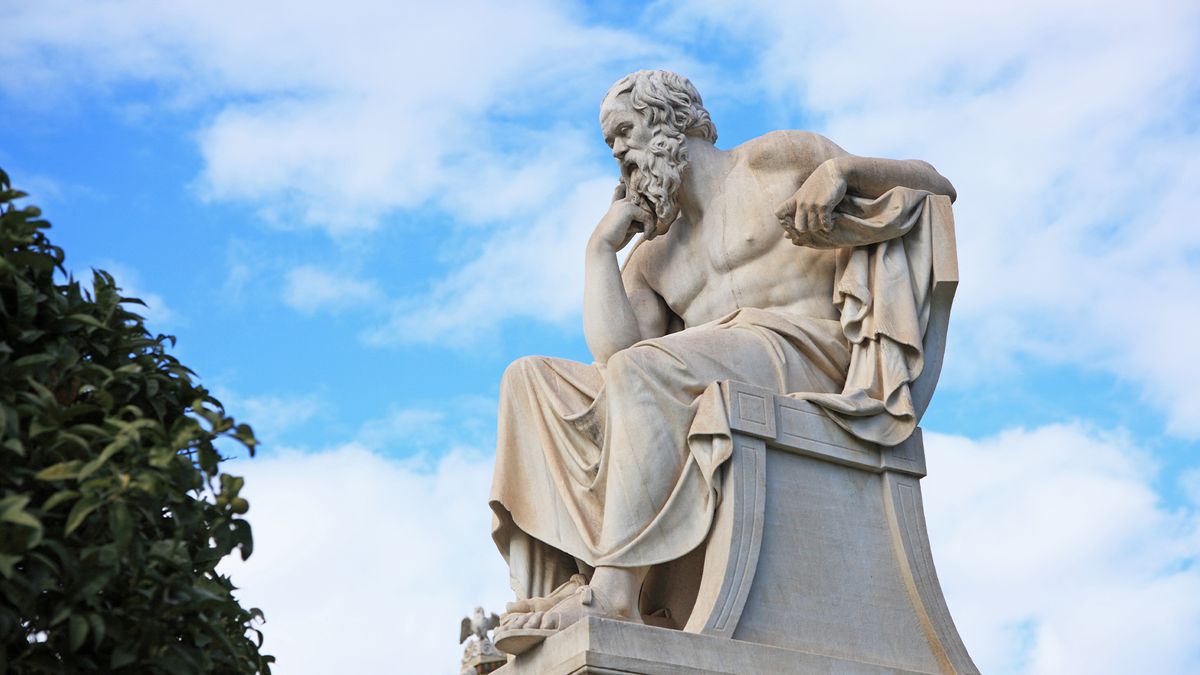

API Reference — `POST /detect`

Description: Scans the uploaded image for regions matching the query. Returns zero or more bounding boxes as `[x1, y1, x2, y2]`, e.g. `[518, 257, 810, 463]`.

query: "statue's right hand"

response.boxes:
[590, 198, 653, 253]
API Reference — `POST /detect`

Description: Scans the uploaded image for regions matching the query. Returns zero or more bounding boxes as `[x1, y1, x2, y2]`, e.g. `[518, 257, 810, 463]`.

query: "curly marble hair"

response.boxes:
[603, 70, 718, 144]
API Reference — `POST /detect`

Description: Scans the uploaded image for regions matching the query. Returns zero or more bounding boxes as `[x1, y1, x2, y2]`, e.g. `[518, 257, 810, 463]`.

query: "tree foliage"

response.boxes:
[0, 169, 273, 674]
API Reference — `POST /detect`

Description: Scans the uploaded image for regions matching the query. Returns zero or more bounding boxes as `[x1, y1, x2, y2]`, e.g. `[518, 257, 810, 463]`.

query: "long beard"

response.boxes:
[622, 134, 685, 240]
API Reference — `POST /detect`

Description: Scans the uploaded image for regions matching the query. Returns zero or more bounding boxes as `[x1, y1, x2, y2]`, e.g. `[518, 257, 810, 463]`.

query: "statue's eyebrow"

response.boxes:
[602, 121, 632, 145]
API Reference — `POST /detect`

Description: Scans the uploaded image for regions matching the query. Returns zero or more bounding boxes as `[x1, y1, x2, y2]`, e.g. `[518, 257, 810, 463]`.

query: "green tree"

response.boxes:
[0, 169, 273, 674]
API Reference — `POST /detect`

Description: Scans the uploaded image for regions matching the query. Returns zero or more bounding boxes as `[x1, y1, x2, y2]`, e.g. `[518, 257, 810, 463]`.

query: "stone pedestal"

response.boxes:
[496, 616, 940, 675]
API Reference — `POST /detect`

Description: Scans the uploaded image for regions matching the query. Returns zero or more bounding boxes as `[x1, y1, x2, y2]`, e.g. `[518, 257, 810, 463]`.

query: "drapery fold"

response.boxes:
[789, 187, 938, 446]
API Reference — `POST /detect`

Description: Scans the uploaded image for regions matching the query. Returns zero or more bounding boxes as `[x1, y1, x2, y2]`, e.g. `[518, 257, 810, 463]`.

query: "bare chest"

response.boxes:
[638, 169, 836, 325]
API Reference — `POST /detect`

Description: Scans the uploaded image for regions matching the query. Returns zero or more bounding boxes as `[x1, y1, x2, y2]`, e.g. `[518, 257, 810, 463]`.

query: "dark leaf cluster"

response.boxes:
[0, 169, 273, 674]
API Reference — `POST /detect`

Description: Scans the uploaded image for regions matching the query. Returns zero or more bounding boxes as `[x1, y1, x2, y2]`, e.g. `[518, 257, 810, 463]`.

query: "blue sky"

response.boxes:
[3, 1, 1200, 672]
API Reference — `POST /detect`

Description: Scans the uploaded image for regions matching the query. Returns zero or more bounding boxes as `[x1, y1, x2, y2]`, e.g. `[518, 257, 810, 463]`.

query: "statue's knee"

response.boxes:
[499, 355, 537, 386]
[501, 356, 543, 392]
[605, 346, 657, 391]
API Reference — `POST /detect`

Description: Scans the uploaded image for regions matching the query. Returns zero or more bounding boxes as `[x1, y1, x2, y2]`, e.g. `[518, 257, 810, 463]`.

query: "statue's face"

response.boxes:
[599, 92, 683, 240]
[600, 93, 655, 183]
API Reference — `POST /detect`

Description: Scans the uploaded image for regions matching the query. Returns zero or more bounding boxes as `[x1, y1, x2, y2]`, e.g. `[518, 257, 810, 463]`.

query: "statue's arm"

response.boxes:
[835, 156, 956, 203]
[773, 136, 956, 239]
[583, 199, 667, 364]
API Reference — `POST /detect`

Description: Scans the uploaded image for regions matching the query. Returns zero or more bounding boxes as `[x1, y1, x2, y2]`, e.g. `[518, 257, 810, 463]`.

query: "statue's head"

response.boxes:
[601, 70, 717, 239]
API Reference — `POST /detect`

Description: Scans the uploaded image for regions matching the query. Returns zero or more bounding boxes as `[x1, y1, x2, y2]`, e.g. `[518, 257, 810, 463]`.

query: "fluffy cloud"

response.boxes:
[221, 445, 511, 675]
[365, 173, 615, 346]
[213, 388, 324, 445]
[924, 425, 1200, 673]
[282, 265, 381, 315]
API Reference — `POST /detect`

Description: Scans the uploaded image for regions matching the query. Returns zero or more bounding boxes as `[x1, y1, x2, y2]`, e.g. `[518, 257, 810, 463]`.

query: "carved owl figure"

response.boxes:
[459, 606, 500, 644]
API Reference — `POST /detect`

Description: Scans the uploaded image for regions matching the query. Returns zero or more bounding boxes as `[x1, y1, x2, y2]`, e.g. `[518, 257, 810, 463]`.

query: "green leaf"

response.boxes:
[87, 612, 106, 647]
[36, 460, 82, 481]
[64, 494, 102, 535]
[231, 519, 254, 560]
[110, 644, 137, 670]
[65, 313, 106, 329]
[43, 489, 80, 511]
[78, 436, 127, 480]
[108, 501, 132, 548]
[0, 495, 32, 522]
[0, 496, 42, 546]
[69, 613, 89, 651]
[13, 352, 55, 369]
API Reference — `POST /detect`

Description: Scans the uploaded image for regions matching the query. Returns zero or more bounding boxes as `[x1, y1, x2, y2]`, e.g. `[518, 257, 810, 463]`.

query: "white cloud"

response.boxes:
[366, 173, 614, 347]
[282, 265, 381, 315]
[924, 425, 1200, 674]
[354, 398, 495, 452]
[213, 388, 324, 445]
[221, 445, 511, 675]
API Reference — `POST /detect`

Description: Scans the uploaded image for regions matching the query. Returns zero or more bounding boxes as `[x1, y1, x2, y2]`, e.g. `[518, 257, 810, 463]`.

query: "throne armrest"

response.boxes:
[721, 380, 926, 477]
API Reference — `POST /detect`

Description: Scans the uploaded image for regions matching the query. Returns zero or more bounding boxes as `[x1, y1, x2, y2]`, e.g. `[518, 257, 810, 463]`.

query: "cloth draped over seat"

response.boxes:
[788, 187, 938, 447]
[490, 187, 941, 602]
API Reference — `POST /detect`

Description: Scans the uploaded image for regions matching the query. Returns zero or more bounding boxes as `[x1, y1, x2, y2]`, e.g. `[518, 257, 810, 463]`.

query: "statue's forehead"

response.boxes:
[600, 93, 638, 132]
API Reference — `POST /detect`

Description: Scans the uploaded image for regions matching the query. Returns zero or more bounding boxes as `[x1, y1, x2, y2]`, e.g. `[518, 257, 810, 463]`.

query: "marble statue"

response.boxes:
[488, 70, 962, 663]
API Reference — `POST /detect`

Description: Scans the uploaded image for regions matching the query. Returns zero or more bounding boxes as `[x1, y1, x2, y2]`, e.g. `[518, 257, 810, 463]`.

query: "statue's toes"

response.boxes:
[521, 611, 544, 629]
[541, 612, 560, 630]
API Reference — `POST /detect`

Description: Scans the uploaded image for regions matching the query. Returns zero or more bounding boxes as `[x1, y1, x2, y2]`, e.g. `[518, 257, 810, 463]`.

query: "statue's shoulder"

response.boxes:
[732, 130, 848, 174]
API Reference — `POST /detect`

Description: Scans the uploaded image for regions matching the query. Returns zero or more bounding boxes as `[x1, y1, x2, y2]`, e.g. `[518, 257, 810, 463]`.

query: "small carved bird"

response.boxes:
[460, 606, 500, 644]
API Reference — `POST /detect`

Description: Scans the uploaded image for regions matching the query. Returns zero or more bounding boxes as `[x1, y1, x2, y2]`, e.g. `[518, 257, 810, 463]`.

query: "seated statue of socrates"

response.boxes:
[489, 69, 957, 651]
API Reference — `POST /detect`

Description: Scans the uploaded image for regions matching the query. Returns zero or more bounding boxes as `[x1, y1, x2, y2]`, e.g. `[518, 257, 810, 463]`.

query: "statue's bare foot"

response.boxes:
[502, 573, 587, 617]
[494, 585, 641, 655]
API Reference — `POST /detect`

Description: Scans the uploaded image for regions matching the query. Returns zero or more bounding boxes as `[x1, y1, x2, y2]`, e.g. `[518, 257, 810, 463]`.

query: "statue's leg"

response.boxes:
[495, 318, 848, 653]
[490, 356, 605, 601]
[592, 320, 845, 565]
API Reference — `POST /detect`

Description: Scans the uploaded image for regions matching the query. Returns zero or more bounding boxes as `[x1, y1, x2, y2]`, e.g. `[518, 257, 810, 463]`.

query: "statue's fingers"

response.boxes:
[773, 198, 796, 223]
[779, 217, 800, 242]
[820, 208, 836, 233]
[792, 207, 811, 234]
[806, 204, 824, 234]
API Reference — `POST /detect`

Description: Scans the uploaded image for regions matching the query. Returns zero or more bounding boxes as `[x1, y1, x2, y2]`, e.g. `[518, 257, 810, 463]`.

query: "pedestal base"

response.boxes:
[495, 617, 939, 675]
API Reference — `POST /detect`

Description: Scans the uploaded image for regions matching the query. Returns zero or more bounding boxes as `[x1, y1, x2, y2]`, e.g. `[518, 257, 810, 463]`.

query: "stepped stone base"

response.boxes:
[495, 617, 939, 675]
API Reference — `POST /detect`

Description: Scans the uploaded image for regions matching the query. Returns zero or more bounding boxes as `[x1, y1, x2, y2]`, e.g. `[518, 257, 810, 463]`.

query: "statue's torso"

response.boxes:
[629, 131, 845, 328]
